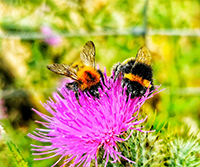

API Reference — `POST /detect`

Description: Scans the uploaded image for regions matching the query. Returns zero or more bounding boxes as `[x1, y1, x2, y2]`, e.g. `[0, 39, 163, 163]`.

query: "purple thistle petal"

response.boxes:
[28, 68, 162, 166]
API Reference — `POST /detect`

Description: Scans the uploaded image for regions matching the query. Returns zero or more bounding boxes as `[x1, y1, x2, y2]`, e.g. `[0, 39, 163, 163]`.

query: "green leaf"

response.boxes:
[0, 125, 29, 167]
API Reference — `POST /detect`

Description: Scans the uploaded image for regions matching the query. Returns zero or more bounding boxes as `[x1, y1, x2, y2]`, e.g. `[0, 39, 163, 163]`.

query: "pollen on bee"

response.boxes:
[77, 66, 100, 90]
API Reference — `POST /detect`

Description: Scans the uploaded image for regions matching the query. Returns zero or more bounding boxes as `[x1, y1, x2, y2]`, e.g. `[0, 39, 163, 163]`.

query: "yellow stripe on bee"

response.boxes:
[70, 62, 84, 70]
[124, 73, 151, 88]
[122, 57, 135, 65]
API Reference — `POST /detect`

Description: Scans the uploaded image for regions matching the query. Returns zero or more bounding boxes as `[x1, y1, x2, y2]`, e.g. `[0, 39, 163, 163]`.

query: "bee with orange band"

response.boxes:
[47, 41, 107, 104]
[113, 46, 154, 99]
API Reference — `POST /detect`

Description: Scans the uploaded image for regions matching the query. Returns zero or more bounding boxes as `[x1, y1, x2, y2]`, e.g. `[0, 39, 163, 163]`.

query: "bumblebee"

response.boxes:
[47, 41, 107, 103]
[113, 46, 154, 99]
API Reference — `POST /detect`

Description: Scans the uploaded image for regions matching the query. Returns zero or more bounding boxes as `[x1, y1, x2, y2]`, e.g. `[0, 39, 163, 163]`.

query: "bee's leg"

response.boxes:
[97, 70, 109, 89]
[121, 78, 132, 102]
[126, 96, 129, 103]
[85, 91, 90, 97]
[72, 82, 81, 106]
[121, 79, 126, 88]
[121, 78, 127, 95]
[99, 82, 103, 91]
[150, 83, 155, 92]
[98, 82, 109, 97]
[148, 83, 155, 96]
[82, 88, 91, 97]
[111, 63, 122, 82]
[113, 63, 123, 82]
[66, 82, 74, 90]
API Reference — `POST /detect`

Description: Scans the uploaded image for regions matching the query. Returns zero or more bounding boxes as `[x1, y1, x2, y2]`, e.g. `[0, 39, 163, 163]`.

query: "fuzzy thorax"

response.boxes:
[77, 66, 100, 90]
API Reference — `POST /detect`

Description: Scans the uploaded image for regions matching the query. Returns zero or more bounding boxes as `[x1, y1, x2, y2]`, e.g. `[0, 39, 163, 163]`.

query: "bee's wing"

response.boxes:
[80, 41, 96, 68]
[134, 46, 151, 66]
[47, 63, 78, 81]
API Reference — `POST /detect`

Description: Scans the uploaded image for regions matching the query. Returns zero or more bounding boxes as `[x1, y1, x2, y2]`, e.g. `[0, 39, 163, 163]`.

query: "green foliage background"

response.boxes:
[0, 0, 200, 166]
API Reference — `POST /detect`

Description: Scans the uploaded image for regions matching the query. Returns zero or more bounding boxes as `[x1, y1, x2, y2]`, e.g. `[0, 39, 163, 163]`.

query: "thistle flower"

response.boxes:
[40, 25, 62, 46]
[28, 69, 160, 167]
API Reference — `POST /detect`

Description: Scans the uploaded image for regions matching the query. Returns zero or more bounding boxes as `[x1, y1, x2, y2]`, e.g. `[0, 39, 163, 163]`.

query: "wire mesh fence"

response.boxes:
[0, 0, 200, 99]
[1, 28, 200, 40]
[0, 1, 200, 166]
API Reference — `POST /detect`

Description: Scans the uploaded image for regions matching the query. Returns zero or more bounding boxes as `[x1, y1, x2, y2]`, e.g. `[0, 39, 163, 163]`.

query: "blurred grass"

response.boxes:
[0, 0, 200, 166]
